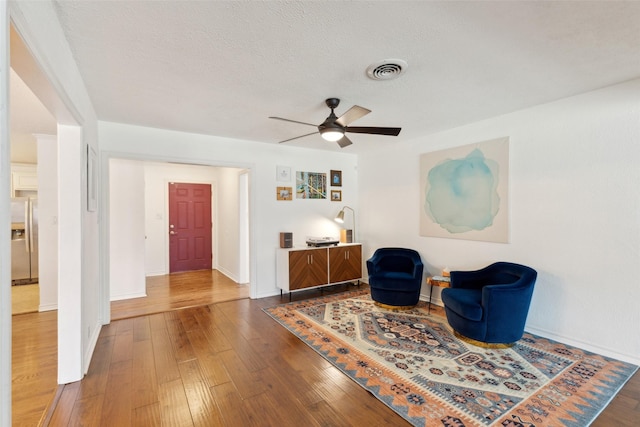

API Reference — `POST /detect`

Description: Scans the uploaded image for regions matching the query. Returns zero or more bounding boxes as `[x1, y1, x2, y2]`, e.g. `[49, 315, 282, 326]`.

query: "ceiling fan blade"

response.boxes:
[335, 105, 371, 126]
[337, 135, 353, 148]
[277, 131, 318, 144]
[345, 126, 401, 136]
[269, 117, 318, 127]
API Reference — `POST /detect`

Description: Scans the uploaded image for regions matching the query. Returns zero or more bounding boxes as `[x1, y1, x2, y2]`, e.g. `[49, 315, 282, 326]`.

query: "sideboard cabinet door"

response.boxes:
[288, 248, 328, 290]
[329, 245, 362, 284]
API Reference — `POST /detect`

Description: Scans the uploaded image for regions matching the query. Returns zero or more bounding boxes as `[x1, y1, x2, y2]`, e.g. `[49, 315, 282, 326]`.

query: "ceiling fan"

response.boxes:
[269, 98, 401, 148]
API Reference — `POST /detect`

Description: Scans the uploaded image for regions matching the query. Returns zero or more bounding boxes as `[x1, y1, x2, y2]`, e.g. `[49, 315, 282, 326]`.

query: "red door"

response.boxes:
[169, 183, 212, 273]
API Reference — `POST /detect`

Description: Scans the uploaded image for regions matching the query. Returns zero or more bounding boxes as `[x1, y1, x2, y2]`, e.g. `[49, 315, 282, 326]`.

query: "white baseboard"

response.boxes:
[419, 293, 638, 366]
[83, 322, 101, 376]
[145, 270, 167, 277]
[216, 266, 238, 283]
[525, 325, 640, 366]
[110, 291, 147, 302]
[39, 303, 58, 312]
[420, 292, 442, 306]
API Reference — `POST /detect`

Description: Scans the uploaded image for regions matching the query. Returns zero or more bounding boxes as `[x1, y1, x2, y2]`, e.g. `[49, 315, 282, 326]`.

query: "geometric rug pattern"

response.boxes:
[264, 289, 638, 427]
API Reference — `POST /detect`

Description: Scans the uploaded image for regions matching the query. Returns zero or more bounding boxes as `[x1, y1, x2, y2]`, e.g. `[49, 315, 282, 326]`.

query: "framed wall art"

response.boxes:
[420, 136, 509, 243]
[331, 190, 342, 201]
[330, 170, 342, 187]
[277, 186, 292, 200]
[276, 165, 291, 182]
[296, 171, 327, 199]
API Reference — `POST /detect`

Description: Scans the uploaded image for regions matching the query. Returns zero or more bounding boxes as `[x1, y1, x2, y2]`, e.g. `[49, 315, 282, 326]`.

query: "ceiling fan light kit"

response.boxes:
[320, 129, 344, 142]
[270, 97, 401, 148]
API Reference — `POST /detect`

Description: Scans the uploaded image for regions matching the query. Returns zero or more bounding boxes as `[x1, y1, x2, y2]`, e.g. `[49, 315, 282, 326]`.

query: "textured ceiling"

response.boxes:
[24, 1, 640, 154]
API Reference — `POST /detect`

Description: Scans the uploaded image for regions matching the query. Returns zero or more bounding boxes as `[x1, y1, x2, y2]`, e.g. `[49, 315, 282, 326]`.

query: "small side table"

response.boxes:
[427, 276, 451, 314]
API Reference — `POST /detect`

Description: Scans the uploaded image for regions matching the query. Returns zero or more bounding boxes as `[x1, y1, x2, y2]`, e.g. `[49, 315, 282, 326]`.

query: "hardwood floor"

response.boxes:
[12, 276, 639, 426]
[11, 283, 39, 315]
[11, 269, 248, 426]
[13, 310, 58, 427]
[111, 270, 250, 321]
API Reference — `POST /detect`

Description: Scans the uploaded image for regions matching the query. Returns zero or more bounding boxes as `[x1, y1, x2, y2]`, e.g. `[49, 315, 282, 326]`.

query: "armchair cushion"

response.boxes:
[441, 288, 482, 321]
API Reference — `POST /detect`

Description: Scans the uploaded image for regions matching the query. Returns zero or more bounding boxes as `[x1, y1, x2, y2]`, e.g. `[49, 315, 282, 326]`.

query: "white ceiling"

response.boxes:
[9, 69, 56, 163]
[16, 1, 640, 156]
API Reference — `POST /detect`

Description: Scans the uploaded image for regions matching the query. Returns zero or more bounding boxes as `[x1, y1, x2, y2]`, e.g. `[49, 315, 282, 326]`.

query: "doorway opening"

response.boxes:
[106, 159, 253, 320]
[6, 19, 86, 424]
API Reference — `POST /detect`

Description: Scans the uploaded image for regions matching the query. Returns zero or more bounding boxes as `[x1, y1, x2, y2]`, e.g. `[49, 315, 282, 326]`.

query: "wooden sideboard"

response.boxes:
[276, 243, 362, 295]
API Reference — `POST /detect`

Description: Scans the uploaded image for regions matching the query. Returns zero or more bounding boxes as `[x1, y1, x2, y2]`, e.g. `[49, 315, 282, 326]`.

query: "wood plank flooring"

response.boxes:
[11, 283, 39, 315]
[111, 270, 250, 320]
[13, 310, 58, 427]
[12, 269, 248, 426]
[12, 274, 640, 426]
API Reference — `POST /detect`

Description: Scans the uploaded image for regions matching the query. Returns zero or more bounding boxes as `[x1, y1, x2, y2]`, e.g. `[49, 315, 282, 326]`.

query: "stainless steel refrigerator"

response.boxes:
[11, 197, 38, 285]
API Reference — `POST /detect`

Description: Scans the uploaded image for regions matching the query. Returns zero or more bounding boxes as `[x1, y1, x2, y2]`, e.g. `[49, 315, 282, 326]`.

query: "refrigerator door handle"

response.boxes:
[24, 200, 30, 253]
[28, 198, 34, 253]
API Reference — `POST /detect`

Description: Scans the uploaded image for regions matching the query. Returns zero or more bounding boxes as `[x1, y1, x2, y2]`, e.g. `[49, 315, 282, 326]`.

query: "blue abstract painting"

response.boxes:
[420, 137, 509, 242]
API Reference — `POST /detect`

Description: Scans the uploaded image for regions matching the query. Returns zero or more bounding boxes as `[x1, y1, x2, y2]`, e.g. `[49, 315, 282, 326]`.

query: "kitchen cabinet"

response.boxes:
[276, 243, 362, 295]
[11, 163, 38, 197]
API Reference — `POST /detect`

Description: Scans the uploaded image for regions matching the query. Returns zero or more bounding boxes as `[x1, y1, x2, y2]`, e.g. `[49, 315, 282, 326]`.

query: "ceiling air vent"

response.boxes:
[366, 59, 408, 81]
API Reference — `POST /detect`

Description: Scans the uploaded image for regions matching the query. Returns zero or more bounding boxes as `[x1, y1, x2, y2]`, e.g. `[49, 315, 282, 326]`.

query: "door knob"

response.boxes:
[170, 231, 177, 235]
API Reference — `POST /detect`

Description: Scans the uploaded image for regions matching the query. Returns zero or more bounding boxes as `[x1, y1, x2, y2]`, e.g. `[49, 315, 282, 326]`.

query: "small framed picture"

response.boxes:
[331, 190, 342, 201]
[330, 170, 342, 187]
[277, 186, 292, 200]
[276, 165, 291, 182]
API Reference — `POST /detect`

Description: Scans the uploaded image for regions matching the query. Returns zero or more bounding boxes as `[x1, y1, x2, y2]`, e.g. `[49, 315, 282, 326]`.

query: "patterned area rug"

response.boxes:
[264, 289, 637, 427]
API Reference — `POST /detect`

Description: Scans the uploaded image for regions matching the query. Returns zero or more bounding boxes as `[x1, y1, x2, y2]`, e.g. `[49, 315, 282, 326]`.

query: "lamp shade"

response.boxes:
[334, 206, 355, 242]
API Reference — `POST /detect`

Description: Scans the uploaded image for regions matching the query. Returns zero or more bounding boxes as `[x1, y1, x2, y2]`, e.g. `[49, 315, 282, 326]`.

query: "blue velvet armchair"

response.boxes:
[366, 248, 424, 307]
[441, 262, 537, 346]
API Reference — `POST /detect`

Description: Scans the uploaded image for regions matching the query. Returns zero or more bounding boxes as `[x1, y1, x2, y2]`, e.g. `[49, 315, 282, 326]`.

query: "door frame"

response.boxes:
[0, 6, 10, 423]
[99, 152, 257, 324]
[8, 11, 87, 391]
[238, 170, 250, 284]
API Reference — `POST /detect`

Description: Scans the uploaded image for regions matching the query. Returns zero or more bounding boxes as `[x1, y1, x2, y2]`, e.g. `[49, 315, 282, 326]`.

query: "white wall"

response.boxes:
[0, 3, 11, 423]
[358, 79, 640, 365]
[9, 0, 101, 383]
[143, 161, 220, 276]
[238, 171, 250, 284]
[36, 134, 58, 311]
[109, 161, 248, 300]
[109, 159, 146, 300]
[216, 167, 241, 281]
[57, 125, 84, 383]
[99, 121, 359, 298]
